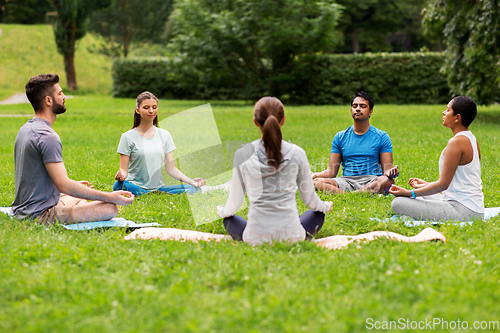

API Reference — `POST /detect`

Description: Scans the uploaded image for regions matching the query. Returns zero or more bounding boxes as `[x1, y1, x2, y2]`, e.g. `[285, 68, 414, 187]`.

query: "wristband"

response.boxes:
[411, 189, 416, 199]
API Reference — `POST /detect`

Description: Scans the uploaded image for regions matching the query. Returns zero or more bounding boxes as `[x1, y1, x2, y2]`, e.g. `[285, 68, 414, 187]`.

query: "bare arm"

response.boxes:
[390, 138, 462, 197]
[164, 152, 206, 187]
[312, 153, 342, 179]
[45, 162, 134, 205]
[380, 152, 398, 179]
[115, 154, 129, 181]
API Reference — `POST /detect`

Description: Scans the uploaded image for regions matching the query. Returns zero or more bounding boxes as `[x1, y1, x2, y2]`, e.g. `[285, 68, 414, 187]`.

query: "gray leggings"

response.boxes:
[392, 196, 483, 222]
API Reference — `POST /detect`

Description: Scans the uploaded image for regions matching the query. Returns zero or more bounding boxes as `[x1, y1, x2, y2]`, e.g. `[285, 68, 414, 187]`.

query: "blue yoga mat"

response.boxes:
[0, 207, 160, 230]
[371, 207, 500, 227]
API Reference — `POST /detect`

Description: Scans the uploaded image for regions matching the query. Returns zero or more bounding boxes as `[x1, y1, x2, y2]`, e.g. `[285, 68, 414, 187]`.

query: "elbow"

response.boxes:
[53, 178, 73, 194]
[165, 166, 177, 178]
[436, 180, 450, 192]
[54, 182, 69, 194]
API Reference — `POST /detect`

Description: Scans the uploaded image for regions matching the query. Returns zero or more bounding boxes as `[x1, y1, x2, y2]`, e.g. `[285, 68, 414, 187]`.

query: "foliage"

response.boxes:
[332, 0, 433, 53]
[88, 0, 174, 57]
[422, 0, 500, 105]
[1, 0, 53, 24]
[289, 52, 450, 104]
[112, 52, 450, 104]
[168, 0, 342, 99]
[1, 97, 500, 332]
[50, 0, 112, 90]
[334, 0, 403, 53]
[0, 24, 113, 99]
[112, 57, 174, 98]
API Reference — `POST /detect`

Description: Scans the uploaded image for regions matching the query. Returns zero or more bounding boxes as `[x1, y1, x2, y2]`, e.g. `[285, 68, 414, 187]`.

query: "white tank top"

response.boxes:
[439, 131, 484, 213]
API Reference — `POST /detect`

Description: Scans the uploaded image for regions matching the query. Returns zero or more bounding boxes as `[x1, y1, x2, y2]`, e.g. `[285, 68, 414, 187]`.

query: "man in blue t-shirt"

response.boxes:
[311, 91, 398, 194]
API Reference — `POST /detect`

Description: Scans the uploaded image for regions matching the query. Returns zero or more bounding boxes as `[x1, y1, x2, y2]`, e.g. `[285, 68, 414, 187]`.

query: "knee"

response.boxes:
[112, 181, 123, 191]
[391, 197, 406, 214]
[223, 217, 230, 230]
[104, 203, 119, 218]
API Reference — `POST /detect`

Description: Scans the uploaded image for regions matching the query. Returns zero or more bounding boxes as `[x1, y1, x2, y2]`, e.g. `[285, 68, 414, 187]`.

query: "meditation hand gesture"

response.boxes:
[408, 178, 427, 189]
[78, 180, 94, 188]
[191, 178, 206, 187]
[388, 184, 411, 197]
[384, 165, 399, 179]
[115, 169, 128, 182]
[109, 190, 135, 205]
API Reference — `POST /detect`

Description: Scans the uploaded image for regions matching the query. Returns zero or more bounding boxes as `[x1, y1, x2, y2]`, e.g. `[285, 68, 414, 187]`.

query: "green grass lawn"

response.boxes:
[0, 24, 112, 100]
[1, 97, 500, 332]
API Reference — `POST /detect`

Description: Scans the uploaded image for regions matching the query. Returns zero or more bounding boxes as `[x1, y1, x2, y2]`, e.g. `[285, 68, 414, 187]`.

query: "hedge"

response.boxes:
[112, 57, 174, 99]
[112, 52, 450, 104]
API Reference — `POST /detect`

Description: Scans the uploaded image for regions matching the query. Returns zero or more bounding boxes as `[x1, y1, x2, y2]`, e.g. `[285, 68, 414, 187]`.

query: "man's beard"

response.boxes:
[52, 101, 66, 114]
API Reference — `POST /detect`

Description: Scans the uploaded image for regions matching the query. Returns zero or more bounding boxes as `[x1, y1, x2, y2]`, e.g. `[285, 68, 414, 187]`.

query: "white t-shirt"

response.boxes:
[117, 127, 176, 189]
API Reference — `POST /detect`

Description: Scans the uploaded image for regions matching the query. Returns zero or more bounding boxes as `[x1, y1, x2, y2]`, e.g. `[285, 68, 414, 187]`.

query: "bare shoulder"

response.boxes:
[447, 135, 469, 147]
[446, 135, 471, 158]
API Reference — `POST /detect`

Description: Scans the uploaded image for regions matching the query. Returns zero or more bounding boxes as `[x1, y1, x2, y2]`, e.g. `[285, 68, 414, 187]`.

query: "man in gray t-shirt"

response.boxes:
[11, 74, 134, 224]
[11, 118, 64, 219]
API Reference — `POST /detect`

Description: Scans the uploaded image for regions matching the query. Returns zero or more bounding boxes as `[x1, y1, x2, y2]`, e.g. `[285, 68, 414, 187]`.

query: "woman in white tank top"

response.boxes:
[389, 96, 484, 222]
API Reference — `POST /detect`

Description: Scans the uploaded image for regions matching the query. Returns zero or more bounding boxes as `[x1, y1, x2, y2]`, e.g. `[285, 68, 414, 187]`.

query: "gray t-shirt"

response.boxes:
[117, 127, 176, 189]
[11, 118, 63, 219]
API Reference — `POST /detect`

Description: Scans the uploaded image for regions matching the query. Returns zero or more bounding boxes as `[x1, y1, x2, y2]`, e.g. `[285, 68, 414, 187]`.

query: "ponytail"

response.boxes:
[254, 97, 285, 170]
[262, 115, 283, 170]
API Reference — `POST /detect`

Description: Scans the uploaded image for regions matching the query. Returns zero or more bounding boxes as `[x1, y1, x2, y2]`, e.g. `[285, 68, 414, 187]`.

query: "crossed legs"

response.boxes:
[314, 175, 394, 194]
[223, 210, 325, 241]
[37, 195, 119, 225]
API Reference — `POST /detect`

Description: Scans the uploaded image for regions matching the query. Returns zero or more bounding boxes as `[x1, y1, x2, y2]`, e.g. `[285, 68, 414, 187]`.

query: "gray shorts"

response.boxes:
[333, 175, 379, 192]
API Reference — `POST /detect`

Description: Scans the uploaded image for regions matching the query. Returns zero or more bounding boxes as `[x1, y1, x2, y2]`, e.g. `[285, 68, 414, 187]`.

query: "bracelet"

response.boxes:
[411, 189, 416, 199]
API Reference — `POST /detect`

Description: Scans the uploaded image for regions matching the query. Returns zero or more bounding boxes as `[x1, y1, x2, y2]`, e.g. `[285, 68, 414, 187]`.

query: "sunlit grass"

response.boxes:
[0, 97, 499, 332]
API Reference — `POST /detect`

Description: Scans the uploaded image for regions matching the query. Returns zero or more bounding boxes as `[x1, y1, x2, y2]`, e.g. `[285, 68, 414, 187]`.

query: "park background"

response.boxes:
[1, 0, 500, 332]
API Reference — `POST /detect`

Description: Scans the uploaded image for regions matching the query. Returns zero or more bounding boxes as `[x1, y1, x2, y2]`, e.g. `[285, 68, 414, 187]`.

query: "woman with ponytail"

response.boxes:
[217, 97, 333, 246]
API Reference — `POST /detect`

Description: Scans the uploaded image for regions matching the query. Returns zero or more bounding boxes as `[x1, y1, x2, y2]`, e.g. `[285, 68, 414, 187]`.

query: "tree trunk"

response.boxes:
[436, 38, 442, 52]
[351, 30, 359, 53]
[123, 37, 129, 57]
[64, 32, 78, 90]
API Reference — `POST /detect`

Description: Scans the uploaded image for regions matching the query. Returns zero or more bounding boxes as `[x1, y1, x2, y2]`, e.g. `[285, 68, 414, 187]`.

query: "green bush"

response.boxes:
[112, 52, 450, 104]
[290, 52, 450, 104]
[112, 57, 175, 98]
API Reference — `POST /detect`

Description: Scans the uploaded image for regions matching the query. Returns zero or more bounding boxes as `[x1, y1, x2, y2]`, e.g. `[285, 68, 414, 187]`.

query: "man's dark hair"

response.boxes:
[25, 74, 60, 112]
[351, 91, 375, 110]
[451, 96, 477, 127]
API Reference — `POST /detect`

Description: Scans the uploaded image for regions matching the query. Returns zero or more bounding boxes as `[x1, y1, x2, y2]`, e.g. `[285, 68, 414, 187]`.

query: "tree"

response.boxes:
[50, 0, 111, 90]
[1, 0, 53, 24]
[169, 0, 342, 99]
[334, 0, 403, 53]
[88, 0, 174, 57]
[422, 0, 500, 104]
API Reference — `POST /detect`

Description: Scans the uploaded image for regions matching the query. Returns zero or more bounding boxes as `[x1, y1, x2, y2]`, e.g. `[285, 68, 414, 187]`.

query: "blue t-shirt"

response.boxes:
[331, 125, 392, 177]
